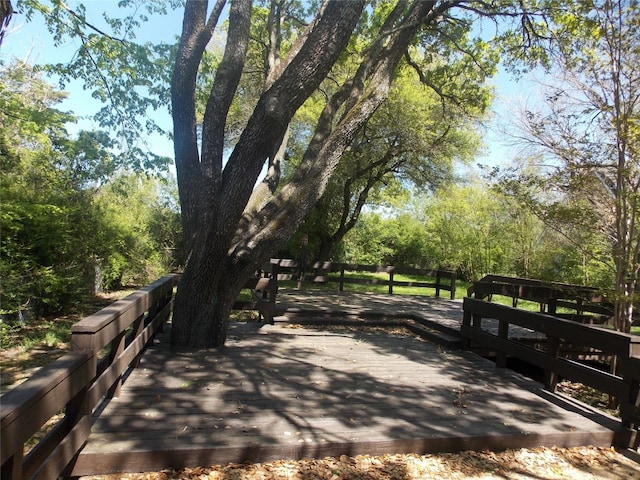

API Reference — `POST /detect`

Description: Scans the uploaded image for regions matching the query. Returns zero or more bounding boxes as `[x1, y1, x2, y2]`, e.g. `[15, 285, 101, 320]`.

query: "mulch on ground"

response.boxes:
[80, 446, 639, 480]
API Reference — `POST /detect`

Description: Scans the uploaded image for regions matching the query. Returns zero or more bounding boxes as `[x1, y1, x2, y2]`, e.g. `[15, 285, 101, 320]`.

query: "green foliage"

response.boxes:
[377, 214, 429, 267]
[337, 176, 613, 287]
[418, 184, 507, 280]
[1, 61, 92, 314]
[17, 0, 177, 172]
[1, 317, 73, 351]
[343, 213, 395, 266]
[0, 60, 182, 317]
[94, 173, 182, 289]
[291, 31, 494, 262]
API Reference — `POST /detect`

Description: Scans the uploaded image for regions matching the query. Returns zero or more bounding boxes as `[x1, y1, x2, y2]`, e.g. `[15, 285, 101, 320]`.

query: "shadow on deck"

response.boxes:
[71, 293, 625, 476]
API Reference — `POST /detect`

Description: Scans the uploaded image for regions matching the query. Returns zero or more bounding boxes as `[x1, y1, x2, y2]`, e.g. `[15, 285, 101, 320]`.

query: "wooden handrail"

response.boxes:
[232, 269, 279, 323]
[468, 274, 613, 321]
[461, 297, 640, 448]
[72, 274, 178, 405]
[0, 274, 179, 480]
[268, 259, 456, 299]
[1, 353, 94, 480]
[622, 355, 640, 447]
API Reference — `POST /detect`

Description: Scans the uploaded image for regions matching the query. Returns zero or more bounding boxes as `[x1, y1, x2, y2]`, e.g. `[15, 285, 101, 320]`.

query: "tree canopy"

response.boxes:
[0, 60, 180, 316]
[293, 42, 494, 262]
[496, 0, 640, 332]
[4, 0, 562, 346]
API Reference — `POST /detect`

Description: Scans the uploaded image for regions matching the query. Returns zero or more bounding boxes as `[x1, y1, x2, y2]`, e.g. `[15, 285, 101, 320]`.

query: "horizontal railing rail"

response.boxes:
[468, 274, 614, 322]
[1, 274, 179, 480]
[269, 259, 456, 299]
[461, 297, 640, 448]
[1, 353, 94, 480]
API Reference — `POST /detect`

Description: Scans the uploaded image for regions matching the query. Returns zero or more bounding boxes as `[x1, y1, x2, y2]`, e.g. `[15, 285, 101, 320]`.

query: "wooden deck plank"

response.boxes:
[72, 312, 624, 477]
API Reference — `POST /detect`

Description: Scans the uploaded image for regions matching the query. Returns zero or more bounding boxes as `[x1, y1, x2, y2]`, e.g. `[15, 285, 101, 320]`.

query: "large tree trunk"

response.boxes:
[170, 0, 438, 347]
[171, 249, 251, 347]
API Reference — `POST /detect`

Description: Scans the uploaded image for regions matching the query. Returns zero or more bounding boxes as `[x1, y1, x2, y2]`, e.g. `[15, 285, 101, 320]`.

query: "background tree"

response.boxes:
[339, 174, 610, 285]
[343, 211, 428, 266]
[294, 50, 492, 262]
[418, 183, 511, 279]
[1, 60, 101, 315]
[0, 60, 180, 316]
[1, 0, 12, 45]
[94, 172, 182, 290]
[498, 0, 640, 332]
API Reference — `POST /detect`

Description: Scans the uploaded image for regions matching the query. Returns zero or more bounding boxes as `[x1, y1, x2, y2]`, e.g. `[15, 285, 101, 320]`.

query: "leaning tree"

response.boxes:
[8, 0, 538, 347]
[170, 0, 458, 347]
[169, 0, 548, 347]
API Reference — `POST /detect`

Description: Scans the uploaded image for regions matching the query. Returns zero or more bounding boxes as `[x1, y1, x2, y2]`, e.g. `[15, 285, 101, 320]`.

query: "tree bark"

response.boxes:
[170, 0, 438, 347]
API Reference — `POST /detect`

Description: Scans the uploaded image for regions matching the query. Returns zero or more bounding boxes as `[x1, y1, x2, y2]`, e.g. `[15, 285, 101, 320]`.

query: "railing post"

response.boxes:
[157, 289, 167, 333]
[265, 269, 278, 324]
[450, 273, 456, 300]
[107, 330, 126, 398]
[271, 263, 279, 298]
[435, 270, 441, 298]
[131, 312, 147, 369]
[388, 271, 394, 295]
[462, 308, 471, 350]
[621, 355, 640, 444]
[622, 375, 639, 430]
[62, 370, 92, 478]
[1, 447, 23, 480]
[340, 264, 345, 292]
[472, 313, 482, 330]
[496, 320, 509, 368]
[544, 336, 561, 392]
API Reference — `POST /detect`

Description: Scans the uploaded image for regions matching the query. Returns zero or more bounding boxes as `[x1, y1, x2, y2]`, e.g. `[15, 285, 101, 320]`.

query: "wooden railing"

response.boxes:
[1, 274, 179, 480]
[468, 274, 614, 323]
[269, 259, 456, 299]
[232, 270, 279, 323]
[461, 297, 640, 448]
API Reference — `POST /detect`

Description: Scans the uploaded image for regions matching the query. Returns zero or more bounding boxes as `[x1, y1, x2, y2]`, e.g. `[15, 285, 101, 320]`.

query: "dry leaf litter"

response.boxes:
[81, 446, 639, 480]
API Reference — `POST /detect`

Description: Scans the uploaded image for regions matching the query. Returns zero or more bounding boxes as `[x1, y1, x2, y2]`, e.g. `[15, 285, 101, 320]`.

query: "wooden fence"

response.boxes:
[468, 274, 615, 323]
[232, 273, 279, 322]
[1, 274, 179, 480]
[461, 297, 640, 448]
[269, 258, 457, 299]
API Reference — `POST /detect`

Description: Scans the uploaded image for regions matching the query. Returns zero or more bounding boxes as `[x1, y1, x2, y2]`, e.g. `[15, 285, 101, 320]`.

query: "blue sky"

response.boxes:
[1, 1, 183, 161]
[1, 1, 521, 172]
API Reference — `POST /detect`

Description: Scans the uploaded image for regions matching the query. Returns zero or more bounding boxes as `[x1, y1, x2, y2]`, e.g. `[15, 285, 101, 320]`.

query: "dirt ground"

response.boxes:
[79, 446, 640, 480]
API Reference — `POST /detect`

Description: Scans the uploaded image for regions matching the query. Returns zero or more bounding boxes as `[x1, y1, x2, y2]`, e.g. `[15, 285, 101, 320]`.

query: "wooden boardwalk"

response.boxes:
[72, 293, 623, 476]
[274, 289, 544, 342]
